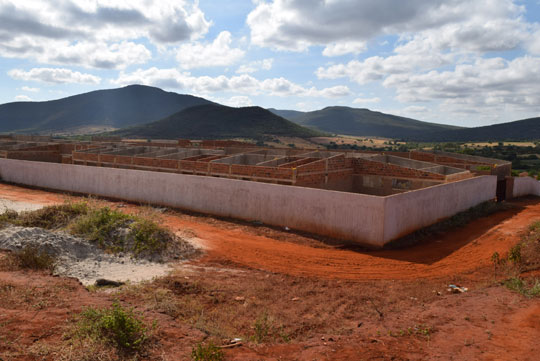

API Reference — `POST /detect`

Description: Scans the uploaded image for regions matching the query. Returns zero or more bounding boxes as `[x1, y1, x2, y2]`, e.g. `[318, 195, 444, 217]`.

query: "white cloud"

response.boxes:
[14, 95, 31, 101]
[322, 41, 367, 57]
[0, 0, 210, 68]
[21, 86, 39, 92]
[176, 31, 244, 69]
[236, 58, 274, 74]
[404, 105, 428, 113]
[8, 68, 101, 84]
[224, 96, 254, 107]
[246, 0, 525, 51]
[353, 97, 381, 104]
[112, 67, 350, 98]
[383, 56, 540, 113]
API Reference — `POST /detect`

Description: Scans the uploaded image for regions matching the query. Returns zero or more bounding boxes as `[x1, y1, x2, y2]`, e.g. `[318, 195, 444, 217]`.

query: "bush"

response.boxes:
[17, 202, 89, 229]
[13, 246, 56, 271]
[191, 342, 224, 361]
[76, 302, 150, 352]
[504, 277, 540, 298]
[70, 206, 130, 248]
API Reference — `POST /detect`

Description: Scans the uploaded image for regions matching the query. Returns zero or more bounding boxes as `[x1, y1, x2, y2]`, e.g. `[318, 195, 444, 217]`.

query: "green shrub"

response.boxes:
[70, 206, 130, 248]
[13, 246, 56, 271]
[76, 302, 149, 352]
[508, 244, 522, 264]
[191, 342, 224, 361]
[504, 277, 540, 298]
[18, 202, 89, 229]
[130, 217, 171, 256]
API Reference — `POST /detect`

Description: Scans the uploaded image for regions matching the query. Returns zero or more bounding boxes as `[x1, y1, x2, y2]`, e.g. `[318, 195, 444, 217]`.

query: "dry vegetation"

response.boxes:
[0, 193, 539, 360]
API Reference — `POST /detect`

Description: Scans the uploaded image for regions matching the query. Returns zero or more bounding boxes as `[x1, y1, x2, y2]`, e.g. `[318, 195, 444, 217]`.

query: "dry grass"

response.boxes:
[116, 268, 443, 346]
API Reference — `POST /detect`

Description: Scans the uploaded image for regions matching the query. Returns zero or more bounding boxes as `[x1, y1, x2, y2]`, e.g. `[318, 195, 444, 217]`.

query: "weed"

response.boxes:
[129, 217, 171, 256]
[191, 342, 224, 361]
[70, 206, 130, 249]
[75, 302, 150, 353]
[390, 324, 433, 340]
[504, 277, 540, 298]
[13, 246, 56, 271]
[17, 202, 89, 229]
[508, 244, 522, 264]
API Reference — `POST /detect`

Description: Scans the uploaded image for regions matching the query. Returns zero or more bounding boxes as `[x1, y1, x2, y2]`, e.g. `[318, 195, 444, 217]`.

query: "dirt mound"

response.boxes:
[0, 226, 173, 285]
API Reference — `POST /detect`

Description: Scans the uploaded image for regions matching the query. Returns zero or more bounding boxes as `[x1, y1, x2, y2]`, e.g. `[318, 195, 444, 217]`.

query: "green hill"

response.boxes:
[270, 106, 461, 138]
[0, 85, 214, 133]
[409, 117, 540, 142]
[112, 104, 325, 139]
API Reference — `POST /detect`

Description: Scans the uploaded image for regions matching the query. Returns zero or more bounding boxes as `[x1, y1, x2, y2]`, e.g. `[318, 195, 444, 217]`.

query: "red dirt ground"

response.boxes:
[0, 182, 539, 360]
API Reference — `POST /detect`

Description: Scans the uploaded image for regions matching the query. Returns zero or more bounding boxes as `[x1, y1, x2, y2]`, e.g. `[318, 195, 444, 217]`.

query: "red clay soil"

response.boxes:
[163, 198, 540, 281]
[0, 182, 540, 360]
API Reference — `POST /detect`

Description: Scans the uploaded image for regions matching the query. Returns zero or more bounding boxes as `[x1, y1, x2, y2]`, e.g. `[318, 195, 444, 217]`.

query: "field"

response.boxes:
[0, 182, 539, 360]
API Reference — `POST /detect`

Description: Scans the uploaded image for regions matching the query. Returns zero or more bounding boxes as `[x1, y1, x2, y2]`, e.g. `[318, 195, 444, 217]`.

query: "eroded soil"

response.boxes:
[0, 182, 538, 361]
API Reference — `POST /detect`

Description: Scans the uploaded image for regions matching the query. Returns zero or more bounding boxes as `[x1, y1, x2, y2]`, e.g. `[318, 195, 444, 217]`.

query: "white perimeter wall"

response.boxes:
[512, 177, 540, 198]
[0, 159, 504, 247]
[0, 159, 385, 246]
[383, 176, 497, 242]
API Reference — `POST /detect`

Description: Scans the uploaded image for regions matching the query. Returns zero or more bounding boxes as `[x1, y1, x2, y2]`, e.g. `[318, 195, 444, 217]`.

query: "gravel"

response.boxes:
[0, 226, 172, 286]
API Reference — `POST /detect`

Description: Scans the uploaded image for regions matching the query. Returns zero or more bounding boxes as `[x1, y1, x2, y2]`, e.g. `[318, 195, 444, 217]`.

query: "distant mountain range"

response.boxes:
[408, 117, 540, 142]
[112, 104, 323, 139]
[0, 84, 537, 141]
[269, 106, 461, 138]
[0, 85, 213, 133]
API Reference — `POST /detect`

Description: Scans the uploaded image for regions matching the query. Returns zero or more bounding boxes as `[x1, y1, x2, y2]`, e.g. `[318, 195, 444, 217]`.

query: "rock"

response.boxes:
[95, 279, 125, 287]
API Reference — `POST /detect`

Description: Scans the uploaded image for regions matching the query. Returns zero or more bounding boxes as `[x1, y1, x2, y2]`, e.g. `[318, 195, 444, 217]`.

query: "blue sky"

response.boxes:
[1, 0, 540, 127]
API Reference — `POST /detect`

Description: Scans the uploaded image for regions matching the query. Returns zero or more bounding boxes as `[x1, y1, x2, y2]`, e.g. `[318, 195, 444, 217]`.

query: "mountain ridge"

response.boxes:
[0, 85, 214, 133]
[111, 104, 324, 140]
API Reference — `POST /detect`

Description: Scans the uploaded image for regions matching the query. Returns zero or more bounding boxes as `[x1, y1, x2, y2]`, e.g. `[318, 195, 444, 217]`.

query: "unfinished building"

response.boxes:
[0, 135, 525, 247]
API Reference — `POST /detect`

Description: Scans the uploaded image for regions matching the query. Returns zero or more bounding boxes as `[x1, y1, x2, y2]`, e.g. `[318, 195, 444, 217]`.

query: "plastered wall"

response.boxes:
[0, 159, 385, 246]
[383, 176, 497, 241]
[512, 177, 540, 198]
[0, 159, 505, 247]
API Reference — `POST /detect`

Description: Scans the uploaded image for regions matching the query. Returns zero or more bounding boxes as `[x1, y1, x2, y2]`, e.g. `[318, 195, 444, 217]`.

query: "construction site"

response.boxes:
[1, 134, 538, 247]
[1, 134, 540, 361]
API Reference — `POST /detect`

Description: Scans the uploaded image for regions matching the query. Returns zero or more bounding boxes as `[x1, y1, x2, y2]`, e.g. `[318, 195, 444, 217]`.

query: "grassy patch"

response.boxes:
[16, 202, 89, 229]
[0, 200, 183, 259]
[13, 246, 56, 272]
[191, 342, 224, 361]
[504, 277, 540, 298]
[73, 302, 152, 354]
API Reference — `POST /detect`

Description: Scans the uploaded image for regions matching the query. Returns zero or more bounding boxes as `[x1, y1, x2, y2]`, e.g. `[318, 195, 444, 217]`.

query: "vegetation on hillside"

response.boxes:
[0, 84, 213, 133]
[111, 104, 325, 140]
[272, 106, 460, 138]
[407, 117, 540, 142]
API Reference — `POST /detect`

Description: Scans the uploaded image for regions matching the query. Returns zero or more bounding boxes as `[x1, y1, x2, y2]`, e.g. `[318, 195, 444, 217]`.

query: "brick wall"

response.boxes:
[6, 151, 61, 163]
[353, 158, 445, 180]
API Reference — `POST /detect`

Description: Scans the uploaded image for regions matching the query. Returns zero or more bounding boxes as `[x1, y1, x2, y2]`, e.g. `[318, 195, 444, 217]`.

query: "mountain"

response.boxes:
[0, 85, 214, 133]
[112, 104, 325, 139]
[270, 106, 461, 138]
[268, 108, 306, 121]
[410, 117, 540, 142]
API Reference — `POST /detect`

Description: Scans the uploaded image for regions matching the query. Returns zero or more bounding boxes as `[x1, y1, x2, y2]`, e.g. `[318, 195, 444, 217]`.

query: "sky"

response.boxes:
[0, 0, 540, 127]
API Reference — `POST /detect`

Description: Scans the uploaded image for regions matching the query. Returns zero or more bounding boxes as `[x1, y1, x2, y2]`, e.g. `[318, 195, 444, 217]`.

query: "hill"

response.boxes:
[0, 85, 213, 133]
[409, 117, 540, 142]
[270, 106, 461, 138]
[112, 104, 325, 139]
